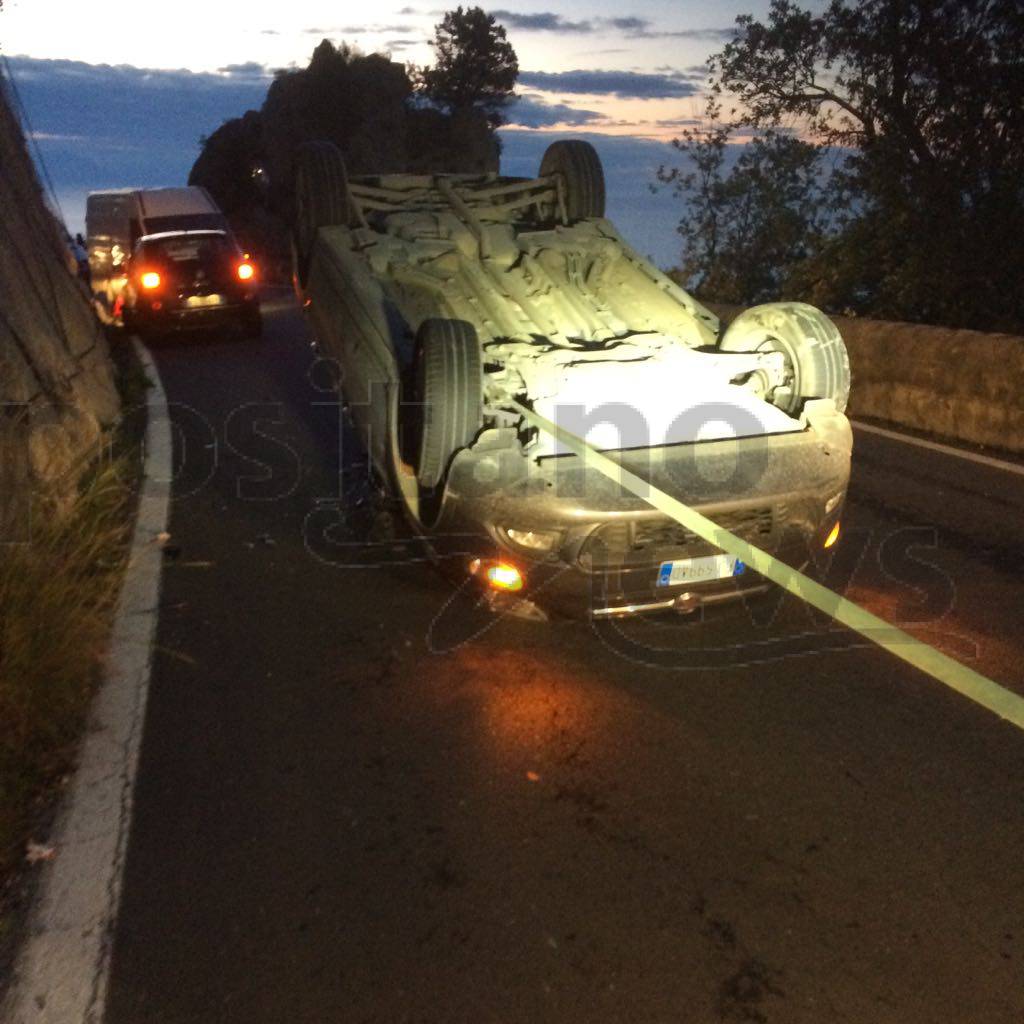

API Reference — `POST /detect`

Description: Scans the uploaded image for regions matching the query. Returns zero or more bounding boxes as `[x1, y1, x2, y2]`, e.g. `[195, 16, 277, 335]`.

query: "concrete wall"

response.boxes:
[706, 304, 1024, 455]
[0, 81, 120, 540]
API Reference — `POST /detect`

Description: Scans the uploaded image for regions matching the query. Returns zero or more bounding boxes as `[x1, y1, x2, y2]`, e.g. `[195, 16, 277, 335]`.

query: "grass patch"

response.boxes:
[0, 336, 146, 891]
[0, 458, 136, 879]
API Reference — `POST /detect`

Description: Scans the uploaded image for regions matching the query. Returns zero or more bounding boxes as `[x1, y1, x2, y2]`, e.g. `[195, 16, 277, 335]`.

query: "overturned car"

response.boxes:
[294, 139, 852, 618]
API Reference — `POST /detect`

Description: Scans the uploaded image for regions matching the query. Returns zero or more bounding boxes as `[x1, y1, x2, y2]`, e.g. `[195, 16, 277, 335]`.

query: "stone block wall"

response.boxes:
[0, 80, 120, 539]
[705, 303, 1024, 454]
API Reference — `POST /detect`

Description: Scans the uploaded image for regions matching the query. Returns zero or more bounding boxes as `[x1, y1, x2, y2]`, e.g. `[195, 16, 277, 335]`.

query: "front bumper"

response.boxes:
[436, 403, 851, 618]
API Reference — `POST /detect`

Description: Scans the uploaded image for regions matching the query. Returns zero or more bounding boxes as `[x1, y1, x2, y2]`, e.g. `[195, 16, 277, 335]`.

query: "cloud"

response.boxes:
[604, 17, 648, 32]
[3, 56, 270, 192]
[29, 131, 86, 142]
[217, 62, 270, 78]
[303, 23, 420, 36]
[487, 12, 734, 42]
[504, 94, 604, 128]
[343, 24, 420, 33]
[518, 69, 700, 100]
[653, 65, 707, 79]
[490, 10, 593, 33]
[630, 26, 734, 40]
[652, 117, 703, 128]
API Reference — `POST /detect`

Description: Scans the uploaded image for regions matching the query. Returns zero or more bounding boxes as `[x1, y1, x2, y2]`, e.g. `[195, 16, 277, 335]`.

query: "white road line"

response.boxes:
[515, 400, 1024, 733]
[3, 340, 170, 1024]
[853, 419, 1024, 478]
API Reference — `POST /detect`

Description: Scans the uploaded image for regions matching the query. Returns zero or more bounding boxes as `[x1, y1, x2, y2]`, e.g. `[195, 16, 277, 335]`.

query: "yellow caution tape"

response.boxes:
[512, 399, 1024, 732]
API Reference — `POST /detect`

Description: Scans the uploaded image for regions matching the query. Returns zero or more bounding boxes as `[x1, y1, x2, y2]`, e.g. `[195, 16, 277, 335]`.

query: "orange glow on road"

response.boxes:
[452, 648, 611, 767]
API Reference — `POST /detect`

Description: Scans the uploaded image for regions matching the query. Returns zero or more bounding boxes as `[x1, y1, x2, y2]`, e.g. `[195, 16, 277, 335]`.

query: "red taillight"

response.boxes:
[140, 271, 161, 290]
[237, 261, 255, 281]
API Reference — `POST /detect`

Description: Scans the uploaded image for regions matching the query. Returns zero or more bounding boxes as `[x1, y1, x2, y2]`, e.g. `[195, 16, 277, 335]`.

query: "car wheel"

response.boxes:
[293, 140, 354, 288]
[539, 140, 606, 221]
[718, 302, 851, 415]
[415, 319, 483, 489]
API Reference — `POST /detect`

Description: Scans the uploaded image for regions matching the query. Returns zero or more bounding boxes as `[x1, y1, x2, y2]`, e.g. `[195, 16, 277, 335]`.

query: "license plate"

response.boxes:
[656, 554, 745, 587]
[185, 293, 224, 307]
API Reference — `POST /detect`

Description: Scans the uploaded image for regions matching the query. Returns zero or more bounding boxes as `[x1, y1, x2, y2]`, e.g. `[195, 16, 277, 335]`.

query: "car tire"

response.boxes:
[718, 302, 851, 414]
[539, 140, 606, 221]
[293, 140, 353, 288]
[415, 319, 483, 489]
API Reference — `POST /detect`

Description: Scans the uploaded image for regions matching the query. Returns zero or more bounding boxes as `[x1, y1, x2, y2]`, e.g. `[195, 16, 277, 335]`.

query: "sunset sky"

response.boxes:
[0, 0, 796, 264]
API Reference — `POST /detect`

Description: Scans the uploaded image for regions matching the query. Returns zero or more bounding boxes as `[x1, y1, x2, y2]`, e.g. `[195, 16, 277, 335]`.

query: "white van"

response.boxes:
[86, 187, 228, 310]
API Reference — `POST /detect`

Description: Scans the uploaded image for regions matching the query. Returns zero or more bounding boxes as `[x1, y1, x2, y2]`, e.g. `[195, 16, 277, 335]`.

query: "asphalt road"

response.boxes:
[105, 291, 1024, 1023]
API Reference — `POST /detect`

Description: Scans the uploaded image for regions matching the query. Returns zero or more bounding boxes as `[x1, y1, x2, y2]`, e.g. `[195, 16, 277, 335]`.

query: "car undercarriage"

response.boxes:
[295, 139, 852, 617]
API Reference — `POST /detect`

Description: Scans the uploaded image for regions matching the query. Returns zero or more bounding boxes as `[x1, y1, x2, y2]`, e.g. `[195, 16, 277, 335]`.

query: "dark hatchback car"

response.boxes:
[121, 229, 261, 338]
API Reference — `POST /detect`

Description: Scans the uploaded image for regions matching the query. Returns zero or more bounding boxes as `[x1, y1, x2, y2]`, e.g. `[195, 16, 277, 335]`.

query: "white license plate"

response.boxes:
[656, 554, 745, 587]
[185, 293, 224, 307]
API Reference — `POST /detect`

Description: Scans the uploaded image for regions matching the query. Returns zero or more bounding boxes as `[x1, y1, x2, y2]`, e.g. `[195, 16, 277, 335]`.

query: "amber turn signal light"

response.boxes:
[468, 558, 525, 592]
[823, 521, 841, 549]
[486, 563, 524, 592]
[140, 271, 161, 289]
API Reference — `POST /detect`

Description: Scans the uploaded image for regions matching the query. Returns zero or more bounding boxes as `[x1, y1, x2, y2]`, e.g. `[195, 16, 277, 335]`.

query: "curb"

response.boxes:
[2, 339, 170, 1023]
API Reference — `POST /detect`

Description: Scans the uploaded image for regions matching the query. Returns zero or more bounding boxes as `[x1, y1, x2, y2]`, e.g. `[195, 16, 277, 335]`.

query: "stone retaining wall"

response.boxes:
[706, 303, 1024, 454]
[0, 80, 120, 540]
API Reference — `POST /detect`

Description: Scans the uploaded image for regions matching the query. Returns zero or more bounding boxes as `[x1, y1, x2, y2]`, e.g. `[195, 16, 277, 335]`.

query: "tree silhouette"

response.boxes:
[664, 0, 1024, 330]
[189, 29, 504, 280]
[660, 102, 829, 305]
[417, 6, 518, 128]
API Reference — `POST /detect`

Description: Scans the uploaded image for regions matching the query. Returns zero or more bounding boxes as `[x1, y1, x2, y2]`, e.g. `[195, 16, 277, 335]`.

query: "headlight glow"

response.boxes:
[505, 527, 560, 552]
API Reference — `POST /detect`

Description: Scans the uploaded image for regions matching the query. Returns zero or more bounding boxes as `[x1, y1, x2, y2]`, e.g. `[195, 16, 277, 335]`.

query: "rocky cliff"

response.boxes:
[0, 77, 120, 540]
